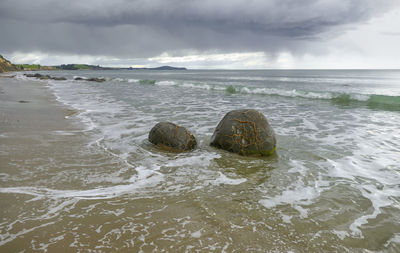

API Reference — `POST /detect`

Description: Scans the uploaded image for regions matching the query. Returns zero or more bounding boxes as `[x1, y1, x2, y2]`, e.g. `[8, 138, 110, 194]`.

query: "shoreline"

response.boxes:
[0, 75, 79, 134]
[0, 76, 85, 190]
[0, 69, 399, 251]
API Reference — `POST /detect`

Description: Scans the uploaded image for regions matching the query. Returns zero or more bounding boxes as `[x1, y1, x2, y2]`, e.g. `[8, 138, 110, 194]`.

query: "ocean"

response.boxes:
[1, 69, 400, 252]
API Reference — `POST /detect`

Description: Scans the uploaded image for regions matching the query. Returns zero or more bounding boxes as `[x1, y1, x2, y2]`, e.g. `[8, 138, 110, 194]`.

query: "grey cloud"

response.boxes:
[0, 0, 398, 58]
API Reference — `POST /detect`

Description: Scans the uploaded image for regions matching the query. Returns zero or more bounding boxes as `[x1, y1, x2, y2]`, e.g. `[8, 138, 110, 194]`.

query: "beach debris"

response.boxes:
[52, 76, 67, 80]
[24, 73, 42, 78]
[139, 79, 156, 85]
[24, 73, 106, 82]
[39, 75, 51, 80]
[87, 77, 106, 82]
[23, 73, 106, 82]
[210, 109, 276, 156]
[74, 77, 106, 82]
[24, 73, 66, 81]
[149, 122, 197, 152]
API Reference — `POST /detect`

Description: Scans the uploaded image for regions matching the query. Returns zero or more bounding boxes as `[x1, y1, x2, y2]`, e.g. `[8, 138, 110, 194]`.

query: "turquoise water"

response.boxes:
[1, 70, 400, 251]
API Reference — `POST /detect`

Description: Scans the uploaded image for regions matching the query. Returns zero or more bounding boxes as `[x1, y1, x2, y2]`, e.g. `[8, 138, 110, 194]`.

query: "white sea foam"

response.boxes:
[156, 80, 176, 86]
[14, 73, 30, 81]
[287, 160, 309, 176]
[0, 221, 56, 246]
[147, 79, 378, 102]
[0, 165, 163, 200]
[260, 159, 323, 216]
[332, 230, 350, 240]
[240, 87, 334, 100]
[73, 75, 88, 80]
[213, 172, 247, 185]
[260, 185, 320, 209]
[264, 106, 400, 237]
[348, 183, 399, 237]
[384, 233, 400, 248]
[164, 153, 220, 168]
[191, 230, 202, 238]
[213, 86, 227, 91]
[97, 73, 400, 107]
[181, 82, 212, 90]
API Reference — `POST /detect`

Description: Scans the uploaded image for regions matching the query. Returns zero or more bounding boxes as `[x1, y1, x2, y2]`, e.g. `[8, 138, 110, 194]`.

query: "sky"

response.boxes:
[1, 0, 399, 69]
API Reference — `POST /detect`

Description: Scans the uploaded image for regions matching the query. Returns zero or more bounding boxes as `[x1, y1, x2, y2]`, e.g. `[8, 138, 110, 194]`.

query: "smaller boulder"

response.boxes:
[24, 73, 67, 81]
[149, 122, 197, 152]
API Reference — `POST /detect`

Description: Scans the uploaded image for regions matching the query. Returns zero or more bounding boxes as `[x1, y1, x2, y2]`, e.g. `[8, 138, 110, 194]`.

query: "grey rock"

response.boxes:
[210, 109, 276, 156]
[87, 77, 106, 82]
[149, 122, 197, 152]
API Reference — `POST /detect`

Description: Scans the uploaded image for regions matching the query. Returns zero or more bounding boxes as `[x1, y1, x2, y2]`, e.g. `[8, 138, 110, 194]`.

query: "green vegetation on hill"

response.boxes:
[58, 64, 104, 70]
[19, 64, 41, 70]
[17, 64, 57, 71]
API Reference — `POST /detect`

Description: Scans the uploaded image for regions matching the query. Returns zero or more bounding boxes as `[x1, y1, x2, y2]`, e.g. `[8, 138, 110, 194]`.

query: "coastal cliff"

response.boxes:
[0, 55, 20, 73]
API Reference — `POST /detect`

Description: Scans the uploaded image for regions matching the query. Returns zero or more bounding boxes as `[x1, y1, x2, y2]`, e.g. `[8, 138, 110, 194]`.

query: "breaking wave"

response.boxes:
[150, 80, 400, 111]
[19, 72, 400, 111]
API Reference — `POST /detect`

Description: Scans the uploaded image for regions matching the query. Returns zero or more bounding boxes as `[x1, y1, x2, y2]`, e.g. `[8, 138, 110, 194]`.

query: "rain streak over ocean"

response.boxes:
[1, 69, 400, 252]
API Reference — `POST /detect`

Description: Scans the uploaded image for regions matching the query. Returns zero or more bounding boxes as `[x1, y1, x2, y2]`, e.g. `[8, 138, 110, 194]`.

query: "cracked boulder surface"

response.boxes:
[149, 122, 197, 152]
[210, 109, 276, 156]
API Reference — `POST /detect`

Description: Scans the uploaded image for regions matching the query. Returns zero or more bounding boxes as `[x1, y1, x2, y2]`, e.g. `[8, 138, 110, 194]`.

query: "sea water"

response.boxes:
[1, 69, 400, 251]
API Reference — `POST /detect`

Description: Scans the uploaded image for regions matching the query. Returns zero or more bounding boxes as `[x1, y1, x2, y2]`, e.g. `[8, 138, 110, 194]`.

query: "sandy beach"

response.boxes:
[0, 75, 89, 194]
[0, 75, 77, 133]
[1, 70, 400, 252]
[0, 74, 140, 251]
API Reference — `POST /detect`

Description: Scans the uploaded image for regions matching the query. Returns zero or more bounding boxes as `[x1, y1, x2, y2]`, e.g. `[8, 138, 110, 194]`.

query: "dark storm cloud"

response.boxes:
[0, 0, 398, 57]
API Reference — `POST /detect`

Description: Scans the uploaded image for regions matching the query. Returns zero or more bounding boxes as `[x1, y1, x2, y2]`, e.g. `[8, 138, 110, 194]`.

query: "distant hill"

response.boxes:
[57, 64, 106, 70]
[154, 66, 186, 70]
[57, 64, 187, 71]
[0, 55, 20, 73]
[129, 66, 187, 70]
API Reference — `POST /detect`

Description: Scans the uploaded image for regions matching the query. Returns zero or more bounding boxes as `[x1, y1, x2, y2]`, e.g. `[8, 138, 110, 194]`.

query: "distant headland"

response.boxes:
[56, 64, 187, 71]
[0, 55, 186, 73]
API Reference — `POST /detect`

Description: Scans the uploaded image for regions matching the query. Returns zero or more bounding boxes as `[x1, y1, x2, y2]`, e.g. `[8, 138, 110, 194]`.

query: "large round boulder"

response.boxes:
[149, 122, 197, 152]
[210, 109, 276, 156]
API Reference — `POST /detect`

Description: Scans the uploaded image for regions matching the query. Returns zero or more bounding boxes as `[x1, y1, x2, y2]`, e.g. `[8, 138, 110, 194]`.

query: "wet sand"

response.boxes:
[0, 76, 85, 192]
[1, 72, 399, 252]
[0, 76, 82, 250]
[0, 75, 77, 134]
[0, 76, 137, 252]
